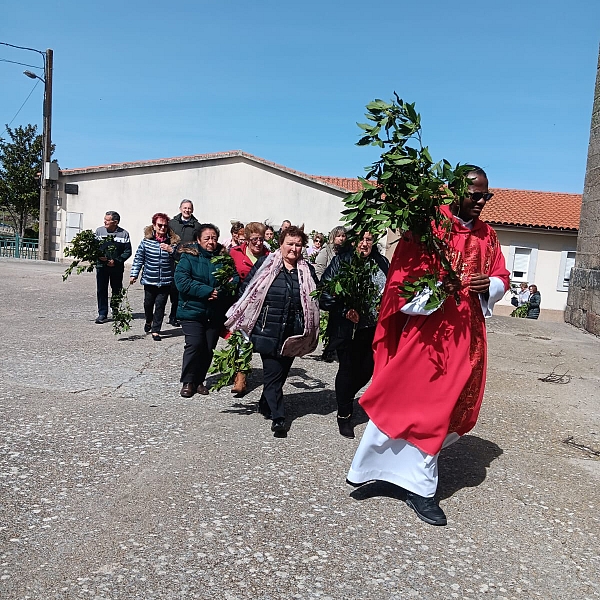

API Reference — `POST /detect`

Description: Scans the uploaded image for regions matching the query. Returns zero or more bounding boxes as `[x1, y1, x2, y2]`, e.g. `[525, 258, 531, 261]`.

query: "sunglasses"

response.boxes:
[467, 192, 494, 202]
[249, 237, 264, 243]
[155, 223, 168, 228]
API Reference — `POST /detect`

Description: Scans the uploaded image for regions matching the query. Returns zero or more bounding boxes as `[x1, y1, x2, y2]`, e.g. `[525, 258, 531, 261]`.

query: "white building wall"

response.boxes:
[494, 228, 578, 313]
[56, 156, 348, 260]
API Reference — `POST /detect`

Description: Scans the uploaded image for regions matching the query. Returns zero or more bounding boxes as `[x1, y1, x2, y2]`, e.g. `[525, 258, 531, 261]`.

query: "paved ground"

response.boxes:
[1, 257, 599, 600]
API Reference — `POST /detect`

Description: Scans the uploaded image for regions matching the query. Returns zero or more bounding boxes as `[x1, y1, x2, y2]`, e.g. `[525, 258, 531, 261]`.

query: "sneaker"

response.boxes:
[144, 322, 152, 333]
[405, 491, 447, 526]
[95, 316, 108, 324]
[168, 318, 181, 327]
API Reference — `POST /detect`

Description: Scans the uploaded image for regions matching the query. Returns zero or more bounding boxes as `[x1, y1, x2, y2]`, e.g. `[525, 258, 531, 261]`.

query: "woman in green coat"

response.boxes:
[175, 224, 239, 397]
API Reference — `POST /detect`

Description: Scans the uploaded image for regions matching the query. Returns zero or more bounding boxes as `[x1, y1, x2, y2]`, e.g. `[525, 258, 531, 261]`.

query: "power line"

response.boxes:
[1, 80, 40, 138]
[0, 57, 43, 70]
[0, 41, 45, 57]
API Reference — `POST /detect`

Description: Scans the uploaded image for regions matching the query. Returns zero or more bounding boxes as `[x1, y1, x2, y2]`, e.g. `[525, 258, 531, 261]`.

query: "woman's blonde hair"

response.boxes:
[244, 222, 266, 239]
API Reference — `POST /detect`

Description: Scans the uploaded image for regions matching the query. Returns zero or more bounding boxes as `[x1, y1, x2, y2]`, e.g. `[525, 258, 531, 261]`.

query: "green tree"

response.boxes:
[0, 124, 54, 237]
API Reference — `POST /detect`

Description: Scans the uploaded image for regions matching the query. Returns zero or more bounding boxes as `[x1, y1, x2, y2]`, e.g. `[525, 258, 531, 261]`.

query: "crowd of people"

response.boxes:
[92, 169, 533, 526]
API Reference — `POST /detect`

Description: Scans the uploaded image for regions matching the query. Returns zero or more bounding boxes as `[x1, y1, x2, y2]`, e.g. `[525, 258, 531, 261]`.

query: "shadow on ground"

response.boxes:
[348, 435, 503, 503]
[219, 367, 338, 422]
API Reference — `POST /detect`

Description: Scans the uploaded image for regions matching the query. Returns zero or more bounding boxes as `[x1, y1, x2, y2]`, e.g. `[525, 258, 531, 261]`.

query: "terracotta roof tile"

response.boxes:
[482, 188, 581, 231]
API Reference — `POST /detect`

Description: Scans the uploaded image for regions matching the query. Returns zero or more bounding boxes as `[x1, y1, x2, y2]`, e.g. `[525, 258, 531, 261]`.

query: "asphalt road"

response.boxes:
[1, 258, 599, 599]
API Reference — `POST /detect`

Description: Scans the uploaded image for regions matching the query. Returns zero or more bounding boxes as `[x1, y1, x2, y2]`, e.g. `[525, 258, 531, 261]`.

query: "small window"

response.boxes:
[66, 212, 83, 242]
[557, 250, 576, 291]
[511, 247, 531, 282]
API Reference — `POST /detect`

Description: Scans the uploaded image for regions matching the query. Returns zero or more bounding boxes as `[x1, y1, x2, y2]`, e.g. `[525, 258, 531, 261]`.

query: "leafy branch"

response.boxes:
[208, 331, 253, 390]
[510, 302, 529, 318]
[62, 230, 107, 280]
[343, 94, 475, 309]
[210, 253, 238, 296]
[313, 252, 381, 319]
[110, 286, 133, 335]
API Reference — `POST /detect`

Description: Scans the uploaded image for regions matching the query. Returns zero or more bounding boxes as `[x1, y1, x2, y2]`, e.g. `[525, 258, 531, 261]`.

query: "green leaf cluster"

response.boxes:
[62, 230, 108, 281]
[110, 286, 133, 335]
[266, 237, 279, 251]
[510, 302, 529, 318]
[344, 93, 476, 304]
[208, 331, 253, 390]
[210, 253, 238, 296]
[399, 274, 449, 311]
[313, 252, 381, 318]
[319, 311, 329, 346]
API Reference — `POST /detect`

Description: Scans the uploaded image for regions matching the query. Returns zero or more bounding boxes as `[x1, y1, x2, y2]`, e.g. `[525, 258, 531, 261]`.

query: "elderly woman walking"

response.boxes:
[129, 213, 180, 341]
[314, 226, 348, 279]
[225, 226, 320, 436]
[228, 221, 271, 396]
[319, 230, 389, 439]
[175, 224, 239, 398]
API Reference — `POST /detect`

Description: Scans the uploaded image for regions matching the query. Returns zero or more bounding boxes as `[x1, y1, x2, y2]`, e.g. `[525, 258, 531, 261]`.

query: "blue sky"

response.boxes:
[1, 0, 599, 193]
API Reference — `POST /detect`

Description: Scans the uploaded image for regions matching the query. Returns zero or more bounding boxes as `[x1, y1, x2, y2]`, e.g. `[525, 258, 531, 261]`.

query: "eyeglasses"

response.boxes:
[249, 237, 264, 243]
[467, 192, 494, 202]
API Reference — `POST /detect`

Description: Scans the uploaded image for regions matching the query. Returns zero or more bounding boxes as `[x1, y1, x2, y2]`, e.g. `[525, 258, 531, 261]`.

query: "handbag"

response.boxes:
[511, 296, 518, 307]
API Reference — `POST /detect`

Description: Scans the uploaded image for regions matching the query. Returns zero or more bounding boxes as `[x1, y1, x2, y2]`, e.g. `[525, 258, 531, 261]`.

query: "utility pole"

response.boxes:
[39, 48, 54, 261]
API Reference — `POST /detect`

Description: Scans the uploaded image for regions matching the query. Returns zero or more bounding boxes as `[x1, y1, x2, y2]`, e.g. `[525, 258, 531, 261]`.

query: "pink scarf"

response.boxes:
[225, 249, 320, 357]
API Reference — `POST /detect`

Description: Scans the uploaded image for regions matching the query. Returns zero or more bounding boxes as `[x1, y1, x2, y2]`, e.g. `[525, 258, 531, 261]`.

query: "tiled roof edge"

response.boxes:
[59, 150, 351, 194]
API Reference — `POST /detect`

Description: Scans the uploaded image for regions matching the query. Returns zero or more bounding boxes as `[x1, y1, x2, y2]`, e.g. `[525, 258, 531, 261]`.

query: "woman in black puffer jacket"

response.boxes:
[226, 226, 320, 437]
[319, 231, 389, 439]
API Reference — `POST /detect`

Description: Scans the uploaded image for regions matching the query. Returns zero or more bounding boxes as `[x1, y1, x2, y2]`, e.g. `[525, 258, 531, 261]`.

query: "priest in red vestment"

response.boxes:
[347, 167, 510, 526]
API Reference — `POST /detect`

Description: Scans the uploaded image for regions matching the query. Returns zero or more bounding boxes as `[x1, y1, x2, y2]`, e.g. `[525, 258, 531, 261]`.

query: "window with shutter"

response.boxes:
[512, 247, 531, 281]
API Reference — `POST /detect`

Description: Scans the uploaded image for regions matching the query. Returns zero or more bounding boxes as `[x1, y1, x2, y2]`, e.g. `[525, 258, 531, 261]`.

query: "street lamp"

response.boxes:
[23, 50, 54, 261]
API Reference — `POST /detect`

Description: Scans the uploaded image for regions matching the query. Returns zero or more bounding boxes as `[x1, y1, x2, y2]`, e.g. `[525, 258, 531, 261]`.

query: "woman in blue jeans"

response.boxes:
[175, 224, 238, 397]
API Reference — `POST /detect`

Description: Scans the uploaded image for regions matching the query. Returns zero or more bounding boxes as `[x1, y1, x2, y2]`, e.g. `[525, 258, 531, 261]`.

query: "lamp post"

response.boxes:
[24, 48, 53, 261]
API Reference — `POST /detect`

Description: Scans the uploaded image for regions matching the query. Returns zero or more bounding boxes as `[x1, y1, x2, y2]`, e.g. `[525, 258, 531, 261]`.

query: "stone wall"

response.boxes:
[565, 48, 600, 335]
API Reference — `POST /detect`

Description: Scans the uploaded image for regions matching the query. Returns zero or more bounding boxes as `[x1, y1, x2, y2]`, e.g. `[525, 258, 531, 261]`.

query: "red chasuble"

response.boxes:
[359, 207, 510, 456]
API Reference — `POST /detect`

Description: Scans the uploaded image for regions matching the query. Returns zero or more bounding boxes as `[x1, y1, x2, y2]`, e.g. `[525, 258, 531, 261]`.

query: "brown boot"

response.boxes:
[231, 372, 247, 396]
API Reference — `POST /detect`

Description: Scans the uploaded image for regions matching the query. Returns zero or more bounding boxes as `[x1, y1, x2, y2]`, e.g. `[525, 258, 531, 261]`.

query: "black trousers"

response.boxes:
[143, 285, 171, 333]
[259, 354, 295, 420]
[334, 326, 376, 418]
[180, 320, 221, 385]
[169, 284, 178, 320]
[96, 266, 124, 318]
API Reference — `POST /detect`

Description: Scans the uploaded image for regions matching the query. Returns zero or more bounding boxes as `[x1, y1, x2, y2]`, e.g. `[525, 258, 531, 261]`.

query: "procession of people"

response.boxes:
[90, 167, 525, 525]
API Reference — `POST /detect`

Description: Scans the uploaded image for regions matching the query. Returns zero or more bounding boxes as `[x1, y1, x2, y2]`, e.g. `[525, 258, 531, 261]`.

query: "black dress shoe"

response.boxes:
[95, 316, 108, 324]
[180, 383, 195, 398]
[405, 491, 447, 526]
[168, 318, 181, 327]
[152, 333, 162, 341]
[337, 416, 355, 439]
[271, 418, 286, 433]
[196, 384, 209, 395]
[144, 322, 152, 333]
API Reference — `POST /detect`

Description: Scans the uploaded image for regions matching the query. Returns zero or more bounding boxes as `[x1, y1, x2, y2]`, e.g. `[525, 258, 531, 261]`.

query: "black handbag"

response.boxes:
[511, 296, 518, 307]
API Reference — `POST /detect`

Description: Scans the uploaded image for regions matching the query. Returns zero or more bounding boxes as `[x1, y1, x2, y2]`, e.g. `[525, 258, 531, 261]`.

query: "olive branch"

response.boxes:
[210, 253, 238, 296]
[342, 94, 475, 310]
[208, 331, 253, 390]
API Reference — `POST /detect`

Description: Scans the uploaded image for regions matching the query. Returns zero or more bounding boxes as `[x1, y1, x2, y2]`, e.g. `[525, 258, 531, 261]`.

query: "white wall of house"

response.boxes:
[55, 155, 348, 260]
[494, 227, 578, 313]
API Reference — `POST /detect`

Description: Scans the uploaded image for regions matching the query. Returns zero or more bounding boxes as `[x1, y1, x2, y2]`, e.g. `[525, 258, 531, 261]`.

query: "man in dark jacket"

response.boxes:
[94, 211, 132, 324]
[167, 199, 202, 326]
[168, 199, 202, 243]
[319, 231, 389, 438]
